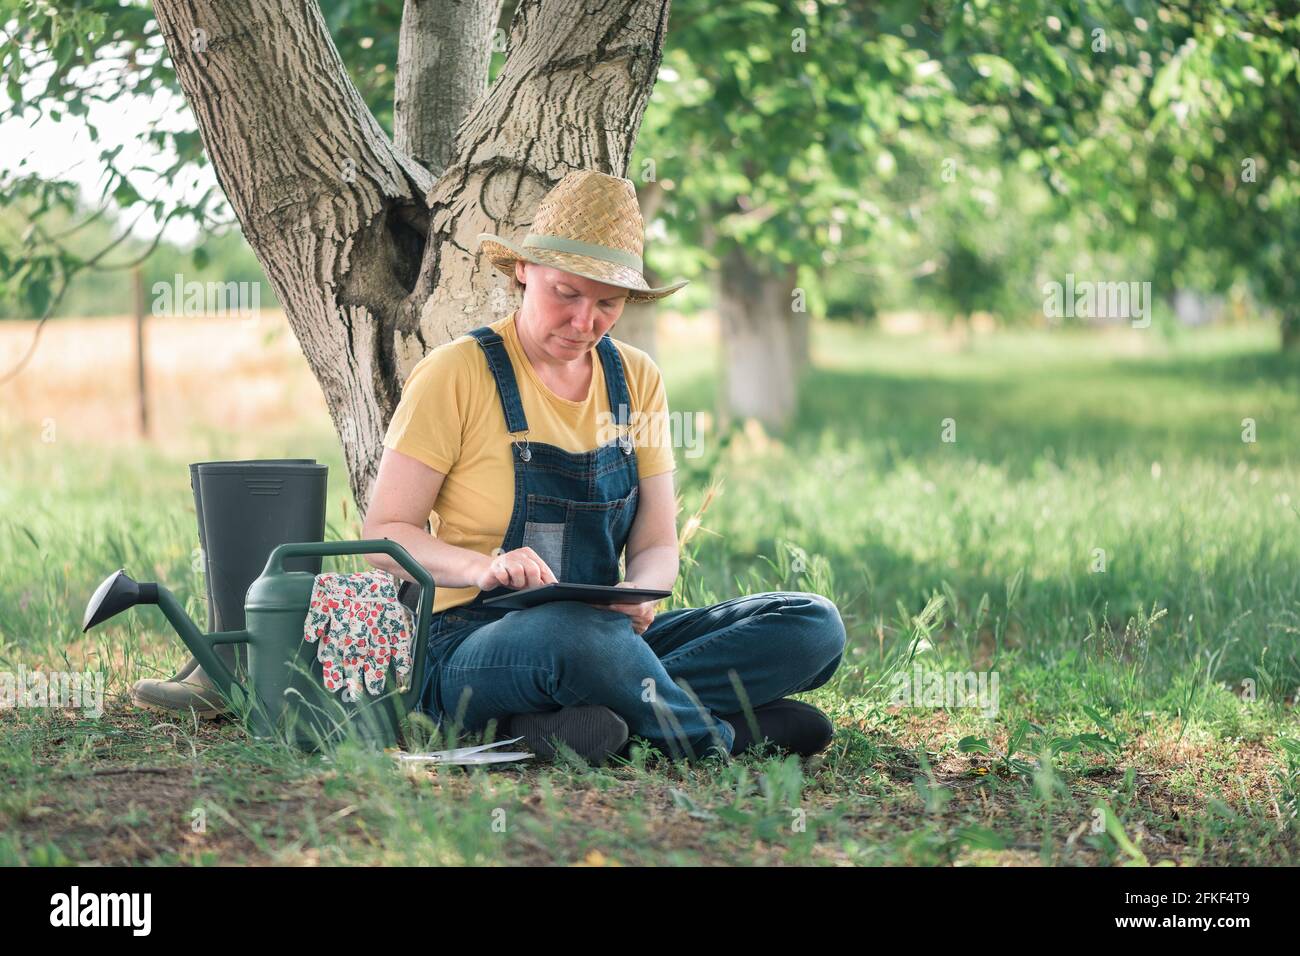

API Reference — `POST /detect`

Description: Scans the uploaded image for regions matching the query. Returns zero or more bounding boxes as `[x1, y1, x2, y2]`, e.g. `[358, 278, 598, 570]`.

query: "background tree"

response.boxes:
[636, 0, 954, 431]
[4, 0, 1297, 496]
[2, 0, 674, 512]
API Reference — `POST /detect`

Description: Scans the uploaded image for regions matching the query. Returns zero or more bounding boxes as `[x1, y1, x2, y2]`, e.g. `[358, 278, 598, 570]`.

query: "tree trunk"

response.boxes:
[1282, 310, 1300, 351]
[789, 297, 810, 379]
[713, 243, 802, 433]
[616, 276, 660, 359]
[394, 0, 504, 176]
[407, 0, 670, 350]
[151, 0, 674, 515]
[611, 180, 668, 360]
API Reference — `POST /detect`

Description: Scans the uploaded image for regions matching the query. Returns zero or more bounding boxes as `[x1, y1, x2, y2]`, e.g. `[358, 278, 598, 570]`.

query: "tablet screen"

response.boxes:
[481, 582, 673, 610]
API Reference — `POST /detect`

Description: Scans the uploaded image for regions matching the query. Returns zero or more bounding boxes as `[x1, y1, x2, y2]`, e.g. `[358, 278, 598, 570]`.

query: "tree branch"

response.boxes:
[150, 0, 428, 312]
[150, 0, 433, 509]
[405, 0, 674, 340]
[394, 0, 505, 176]
[144, 0, 673, 515]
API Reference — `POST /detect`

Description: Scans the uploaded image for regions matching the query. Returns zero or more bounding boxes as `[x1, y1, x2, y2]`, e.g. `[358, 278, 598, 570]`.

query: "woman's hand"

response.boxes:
[472, 547, 558, 592]
[588, 581, 657, 635]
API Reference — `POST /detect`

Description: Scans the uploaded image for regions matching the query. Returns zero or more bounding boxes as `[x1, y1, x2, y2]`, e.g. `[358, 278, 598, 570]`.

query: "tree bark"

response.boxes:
[701, 175, 806, 434]
[611, 180, 669, 360]
[714, 244, 802, 433]
[1282, 310, 1300, 351]
[394, 0, 504, 175]
[407, 0, 671, 352]
[151, 0, 673, 516]
[789, 294, 810, 378]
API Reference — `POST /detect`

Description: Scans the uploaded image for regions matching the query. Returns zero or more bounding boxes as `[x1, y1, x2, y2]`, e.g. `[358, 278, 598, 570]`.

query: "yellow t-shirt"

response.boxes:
[383, 309, 676, 613]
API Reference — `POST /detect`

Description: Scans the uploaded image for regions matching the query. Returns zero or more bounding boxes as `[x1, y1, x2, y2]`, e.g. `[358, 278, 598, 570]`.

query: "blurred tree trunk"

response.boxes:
[151, 0, 673, 514]
[613, 181, 668, 360]
[713, 243, 802, 432]
[790, 296, 810, 378]
[1282, 312, 1299, 351]
[132, 265, 149, 438]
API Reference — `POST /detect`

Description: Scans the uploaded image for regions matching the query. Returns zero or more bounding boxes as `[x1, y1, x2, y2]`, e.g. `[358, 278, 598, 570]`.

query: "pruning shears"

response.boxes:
[393, 735, 533, 767]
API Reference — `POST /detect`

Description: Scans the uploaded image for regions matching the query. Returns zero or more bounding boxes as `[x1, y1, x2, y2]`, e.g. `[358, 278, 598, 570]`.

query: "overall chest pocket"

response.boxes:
[521, 486, 639, 583]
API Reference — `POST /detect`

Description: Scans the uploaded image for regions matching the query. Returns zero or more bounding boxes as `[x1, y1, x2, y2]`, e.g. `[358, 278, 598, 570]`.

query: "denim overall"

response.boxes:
[414, 325, 847, 760]
[417, 323, 640, 721]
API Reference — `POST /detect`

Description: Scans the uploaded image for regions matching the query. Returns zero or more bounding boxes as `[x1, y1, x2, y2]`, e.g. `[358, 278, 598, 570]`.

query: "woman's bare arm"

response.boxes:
[622, 470, 680, 592]
[360, 447, 490, 589]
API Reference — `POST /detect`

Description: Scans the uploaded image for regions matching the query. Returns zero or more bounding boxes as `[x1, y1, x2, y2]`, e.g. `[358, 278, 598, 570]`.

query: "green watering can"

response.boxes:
[82, 539, 433, 752]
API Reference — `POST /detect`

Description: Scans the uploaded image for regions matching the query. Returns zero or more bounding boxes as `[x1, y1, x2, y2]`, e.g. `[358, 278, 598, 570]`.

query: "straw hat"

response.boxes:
[477, 170, 689, 303]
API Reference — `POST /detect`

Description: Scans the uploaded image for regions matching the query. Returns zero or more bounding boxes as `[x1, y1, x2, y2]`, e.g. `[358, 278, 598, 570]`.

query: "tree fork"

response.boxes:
[151, 0, 674, 513]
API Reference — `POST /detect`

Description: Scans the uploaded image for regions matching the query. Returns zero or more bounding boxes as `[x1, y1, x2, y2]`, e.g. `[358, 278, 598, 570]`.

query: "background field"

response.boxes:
[1, 312, 1298, 865]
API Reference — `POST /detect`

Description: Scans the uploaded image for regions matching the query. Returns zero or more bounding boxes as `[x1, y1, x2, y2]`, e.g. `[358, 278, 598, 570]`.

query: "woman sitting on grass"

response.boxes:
[362, 170, 845, 764]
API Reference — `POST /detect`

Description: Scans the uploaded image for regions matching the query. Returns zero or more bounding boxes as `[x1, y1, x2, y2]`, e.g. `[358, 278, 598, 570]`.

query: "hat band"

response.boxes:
[522, 233, 643, 272]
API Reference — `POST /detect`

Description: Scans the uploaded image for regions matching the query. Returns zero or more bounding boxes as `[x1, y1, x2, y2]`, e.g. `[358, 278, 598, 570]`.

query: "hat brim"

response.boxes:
[477, 233, 688, 303]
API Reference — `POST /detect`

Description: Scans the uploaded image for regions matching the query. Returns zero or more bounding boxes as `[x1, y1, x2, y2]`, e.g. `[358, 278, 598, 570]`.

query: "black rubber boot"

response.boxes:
[719, 698, 835, 757]
[164, 459, 326, 684]
[504, 705, 629, 765]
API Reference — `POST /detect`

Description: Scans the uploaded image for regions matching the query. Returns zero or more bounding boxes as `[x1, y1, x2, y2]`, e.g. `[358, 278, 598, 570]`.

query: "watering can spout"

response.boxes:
[82, 569, 250, 705]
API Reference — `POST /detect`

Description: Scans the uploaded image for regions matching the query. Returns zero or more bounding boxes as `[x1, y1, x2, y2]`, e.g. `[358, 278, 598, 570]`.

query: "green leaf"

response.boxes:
[714, 806, 752, 826]
[668, 788, 717, 821]
[1076, 732, 1120, 755]
[1081, 703, 1117, 736]
[954, 825, 1008, 850]
[23, 278, 52, 316]
[1005, 719, 1031, 756]
[1100, 801, 1149, 866]
[968, 54, 1020, 89]
[112, 178, 140, 207]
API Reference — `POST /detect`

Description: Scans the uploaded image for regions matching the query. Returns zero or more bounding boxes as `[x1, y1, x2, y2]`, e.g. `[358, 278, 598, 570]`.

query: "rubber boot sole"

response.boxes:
[504, 705, 628, 764]
[720, 698, 835, 757]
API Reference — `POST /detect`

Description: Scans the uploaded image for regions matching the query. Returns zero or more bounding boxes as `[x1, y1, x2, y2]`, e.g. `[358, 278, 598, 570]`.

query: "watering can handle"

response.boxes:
[262, 539, 435, 709]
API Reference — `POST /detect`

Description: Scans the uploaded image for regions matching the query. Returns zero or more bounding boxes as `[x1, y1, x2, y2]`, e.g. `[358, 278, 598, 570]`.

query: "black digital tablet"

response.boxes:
[480, 582, 673, 610]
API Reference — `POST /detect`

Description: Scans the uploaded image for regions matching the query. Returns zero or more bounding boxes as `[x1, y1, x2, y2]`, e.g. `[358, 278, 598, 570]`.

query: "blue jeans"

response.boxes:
[429, 591, 846, 760]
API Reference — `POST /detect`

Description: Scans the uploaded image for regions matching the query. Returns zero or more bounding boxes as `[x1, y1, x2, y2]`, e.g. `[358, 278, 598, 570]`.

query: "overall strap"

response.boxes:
[468, 326, 529, 434]
[595, 334, 634, 433]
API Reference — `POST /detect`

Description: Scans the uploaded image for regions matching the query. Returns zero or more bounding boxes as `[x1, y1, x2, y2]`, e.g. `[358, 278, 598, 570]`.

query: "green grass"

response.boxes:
[1, 320, 1297, 865]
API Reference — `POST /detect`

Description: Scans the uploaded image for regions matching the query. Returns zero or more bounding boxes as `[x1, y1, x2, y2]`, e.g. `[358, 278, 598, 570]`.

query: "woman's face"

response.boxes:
[515, 261, 629, 362]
